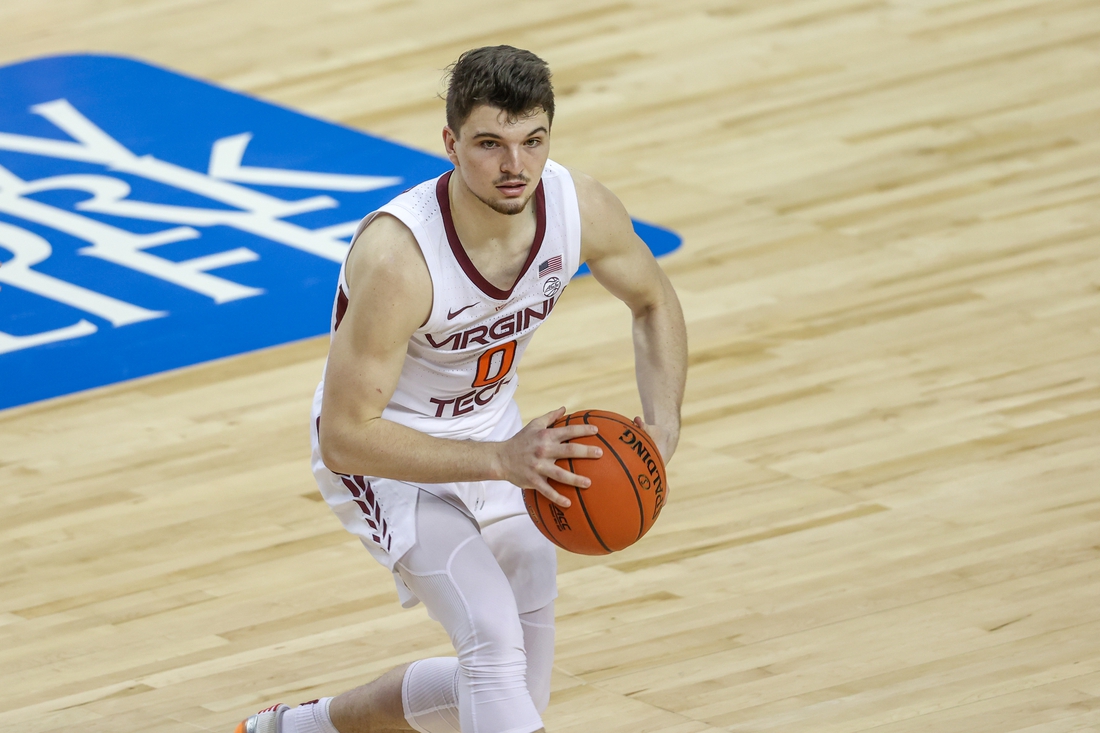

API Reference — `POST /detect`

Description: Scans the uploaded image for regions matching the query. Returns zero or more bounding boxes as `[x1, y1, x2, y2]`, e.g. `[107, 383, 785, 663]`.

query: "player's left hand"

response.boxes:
[633, 416, 677, 464]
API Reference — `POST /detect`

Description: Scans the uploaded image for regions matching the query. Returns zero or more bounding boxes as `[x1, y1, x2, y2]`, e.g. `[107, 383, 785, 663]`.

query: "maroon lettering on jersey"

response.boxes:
[488, 313, 518, 340]
[453, 390, 477, 415]
[426, 332, 461, 350]
[474, 380, 504, 406]
[426, 297, 556, 350]
[522, 297, 554, 330]
[460, 325, 490, 349]
[429, 378, 512, 418]
[430, 396, 456, 417]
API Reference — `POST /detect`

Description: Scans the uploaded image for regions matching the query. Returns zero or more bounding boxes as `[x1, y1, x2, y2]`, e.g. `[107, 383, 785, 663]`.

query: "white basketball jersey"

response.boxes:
[314, 160, 582, 442]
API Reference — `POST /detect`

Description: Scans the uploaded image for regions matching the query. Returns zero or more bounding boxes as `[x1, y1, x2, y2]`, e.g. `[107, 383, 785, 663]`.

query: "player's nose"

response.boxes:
[500, 145, 523, 173]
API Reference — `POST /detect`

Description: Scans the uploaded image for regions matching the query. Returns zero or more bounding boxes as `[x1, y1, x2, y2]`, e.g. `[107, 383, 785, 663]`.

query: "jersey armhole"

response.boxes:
[553, 163, 584, 279]
[354, 206, 440, 330]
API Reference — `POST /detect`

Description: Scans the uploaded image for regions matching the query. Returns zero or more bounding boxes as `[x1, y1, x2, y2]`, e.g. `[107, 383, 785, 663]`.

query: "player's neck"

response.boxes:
[448, 171, 537, 253]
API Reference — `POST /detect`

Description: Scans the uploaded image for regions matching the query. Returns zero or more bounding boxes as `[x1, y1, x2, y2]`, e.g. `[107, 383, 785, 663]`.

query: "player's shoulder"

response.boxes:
[560, 166, 632, 244]
[384, 176, 443, 220]
[559, 166, 622, 213]
[346, 213, 429, 295]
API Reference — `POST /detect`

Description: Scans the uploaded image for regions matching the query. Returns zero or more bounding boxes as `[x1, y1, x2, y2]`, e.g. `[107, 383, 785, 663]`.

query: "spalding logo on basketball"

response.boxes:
[523, 409, 667, 555]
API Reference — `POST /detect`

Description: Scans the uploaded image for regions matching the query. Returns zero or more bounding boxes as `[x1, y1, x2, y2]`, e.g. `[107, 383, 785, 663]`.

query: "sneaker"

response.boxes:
[234, 703, 289, 733]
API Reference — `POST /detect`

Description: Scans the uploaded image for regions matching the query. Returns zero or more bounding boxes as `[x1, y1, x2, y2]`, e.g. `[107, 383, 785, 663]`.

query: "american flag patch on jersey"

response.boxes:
[538, 255, 563, 277]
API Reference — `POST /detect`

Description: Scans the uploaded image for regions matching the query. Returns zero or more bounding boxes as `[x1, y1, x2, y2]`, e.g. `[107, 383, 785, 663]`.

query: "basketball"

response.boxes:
[523, 409, 668, 555]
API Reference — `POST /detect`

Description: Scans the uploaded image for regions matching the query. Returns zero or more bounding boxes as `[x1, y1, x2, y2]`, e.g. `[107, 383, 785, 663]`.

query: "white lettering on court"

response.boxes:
[0, 98, 403, 353]
[0, 221, 164, 355]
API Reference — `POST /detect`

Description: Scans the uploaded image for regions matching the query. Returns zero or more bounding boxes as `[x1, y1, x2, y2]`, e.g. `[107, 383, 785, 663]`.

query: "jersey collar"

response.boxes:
[436, 170, 547, 301]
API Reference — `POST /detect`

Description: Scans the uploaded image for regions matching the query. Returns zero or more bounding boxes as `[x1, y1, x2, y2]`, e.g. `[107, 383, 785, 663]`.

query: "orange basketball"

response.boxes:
[523, 409, 668, 555]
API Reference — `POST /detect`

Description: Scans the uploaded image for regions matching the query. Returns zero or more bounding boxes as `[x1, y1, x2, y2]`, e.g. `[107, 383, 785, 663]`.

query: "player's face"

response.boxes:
[444, 105, 551, 216]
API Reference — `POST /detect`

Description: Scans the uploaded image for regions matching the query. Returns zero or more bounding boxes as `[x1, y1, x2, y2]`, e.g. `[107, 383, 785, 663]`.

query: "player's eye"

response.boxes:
[525, 138, 542, 147]
[481, 140, 498, 148]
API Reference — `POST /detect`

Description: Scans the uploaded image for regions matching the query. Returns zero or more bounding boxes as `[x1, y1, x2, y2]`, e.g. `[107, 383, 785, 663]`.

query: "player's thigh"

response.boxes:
[480, 511, 558, 614]
[396, 492, 525, 656]
[396, 491, 480, 575]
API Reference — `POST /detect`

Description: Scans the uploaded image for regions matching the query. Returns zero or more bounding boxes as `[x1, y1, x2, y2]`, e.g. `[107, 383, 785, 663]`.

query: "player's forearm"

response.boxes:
[631, 277, 687, 456]
[319, 415, 502, 483]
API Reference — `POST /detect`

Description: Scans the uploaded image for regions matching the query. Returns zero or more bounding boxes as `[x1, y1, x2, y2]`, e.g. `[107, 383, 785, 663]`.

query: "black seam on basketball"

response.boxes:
[584, 413, 647, 544]
[588, 411, 667, 521]
[570, 410, 611, 553]
[563, 411, 607, 548]
[573, 481, 611, 554]
[586, 410, 640, 432]
[564, 410, 578, 500]
[590, 430, 646, 543]
[585, 412, 667, 475]
[590, 412, 637, 431]
[565, 410, 577, 477]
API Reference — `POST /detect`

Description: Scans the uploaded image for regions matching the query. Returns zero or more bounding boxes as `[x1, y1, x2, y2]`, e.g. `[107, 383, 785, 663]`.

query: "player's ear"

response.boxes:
[443, 126, 459, 165]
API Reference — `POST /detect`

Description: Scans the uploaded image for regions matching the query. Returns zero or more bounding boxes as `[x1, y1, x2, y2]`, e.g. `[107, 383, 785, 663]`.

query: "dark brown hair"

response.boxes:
[445, 46, 554, 134]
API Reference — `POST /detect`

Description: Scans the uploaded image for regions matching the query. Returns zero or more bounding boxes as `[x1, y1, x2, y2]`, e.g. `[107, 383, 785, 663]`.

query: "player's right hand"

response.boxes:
[494, 407, 602, 508]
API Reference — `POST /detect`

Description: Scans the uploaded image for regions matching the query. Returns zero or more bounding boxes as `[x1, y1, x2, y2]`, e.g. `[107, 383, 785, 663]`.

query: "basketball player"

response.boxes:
[236, 46, 686, 733]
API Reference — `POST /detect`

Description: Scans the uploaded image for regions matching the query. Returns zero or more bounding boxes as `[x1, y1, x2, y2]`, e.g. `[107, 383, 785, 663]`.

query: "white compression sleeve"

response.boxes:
[396, 492, 546, 733]
[400, 599, 555, 733]
[402, 658, 461, 733]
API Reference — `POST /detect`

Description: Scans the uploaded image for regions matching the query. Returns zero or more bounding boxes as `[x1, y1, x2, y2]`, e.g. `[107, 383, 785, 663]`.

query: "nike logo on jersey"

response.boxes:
[447, 303, 477, 320]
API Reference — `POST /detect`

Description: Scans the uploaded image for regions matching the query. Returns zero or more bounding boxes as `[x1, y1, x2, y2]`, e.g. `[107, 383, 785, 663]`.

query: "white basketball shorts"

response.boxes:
[310, 398, 552, 610]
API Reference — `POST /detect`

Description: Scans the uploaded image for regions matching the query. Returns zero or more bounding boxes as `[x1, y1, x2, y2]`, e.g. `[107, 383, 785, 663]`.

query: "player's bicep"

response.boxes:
[589, 233, 670, 314]
[323, 295, 410, 423]
[578, 174, 671, 315]
[320, 218, 430, 442]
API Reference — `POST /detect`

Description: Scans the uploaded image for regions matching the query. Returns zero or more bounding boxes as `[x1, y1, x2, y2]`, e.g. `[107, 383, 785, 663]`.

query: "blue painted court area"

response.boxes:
[0, 55, 681, 410]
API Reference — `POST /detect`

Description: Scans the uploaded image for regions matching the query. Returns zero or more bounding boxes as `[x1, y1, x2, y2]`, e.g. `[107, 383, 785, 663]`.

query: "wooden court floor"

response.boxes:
[2, 1, 1100, 731]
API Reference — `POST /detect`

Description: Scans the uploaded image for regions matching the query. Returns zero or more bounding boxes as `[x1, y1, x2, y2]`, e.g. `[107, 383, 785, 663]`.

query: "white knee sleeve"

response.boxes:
[403, 658, 461, 733]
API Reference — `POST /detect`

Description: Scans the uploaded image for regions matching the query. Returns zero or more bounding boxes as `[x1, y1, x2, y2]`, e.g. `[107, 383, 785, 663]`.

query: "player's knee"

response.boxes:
[523, 530, 557, 568]
[464, 612, 526, 665]
[482, 515, 558, 612]
[457, 607, 528, 683]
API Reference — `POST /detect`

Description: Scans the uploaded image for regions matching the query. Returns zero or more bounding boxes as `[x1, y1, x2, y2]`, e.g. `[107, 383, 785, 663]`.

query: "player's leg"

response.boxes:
[334, 505, 556, 733]
[328, 664, 412, 732]
[479, 512, 557, 714]
[322, 605, 550, 733]
[236, 494, 549, 733]
[517, 602, 554, 715]
[236, 665, 411, 733]
[393, 490, 545, 733]
[359, 517, 556, 733]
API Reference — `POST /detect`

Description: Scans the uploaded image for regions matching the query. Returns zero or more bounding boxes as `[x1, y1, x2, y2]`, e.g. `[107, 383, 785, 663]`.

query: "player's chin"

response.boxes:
[488, 196, 529, 216]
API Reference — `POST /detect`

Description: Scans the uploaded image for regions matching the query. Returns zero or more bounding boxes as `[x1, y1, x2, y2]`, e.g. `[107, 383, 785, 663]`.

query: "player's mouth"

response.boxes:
[495, 179, 528, 197]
